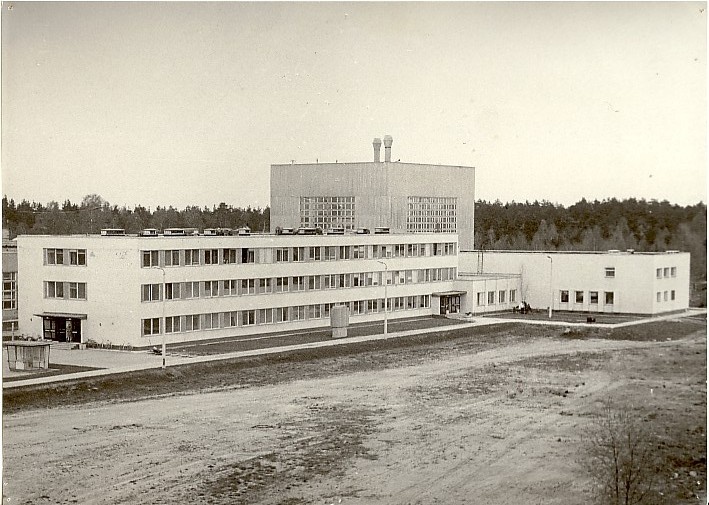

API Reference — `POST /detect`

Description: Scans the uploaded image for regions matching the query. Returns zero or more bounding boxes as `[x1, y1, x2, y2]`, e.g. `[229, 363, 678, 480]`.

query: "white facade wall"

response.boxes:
[18, 233, 459, 348]
[459, 250, 690, 315]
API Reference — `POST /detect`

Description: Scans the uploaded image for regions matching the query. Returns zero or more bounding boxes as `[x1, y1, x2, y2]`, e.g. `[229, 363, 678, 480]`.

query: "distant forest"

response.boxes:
[3, 194, 706, 282]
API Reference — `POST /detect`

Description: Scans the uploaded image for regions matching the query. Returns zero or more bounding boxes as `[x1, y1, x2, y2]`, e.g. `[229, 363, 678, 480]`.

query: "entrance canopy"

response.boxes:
[34, 312, 87, 320]
[431, 290, 467, 297]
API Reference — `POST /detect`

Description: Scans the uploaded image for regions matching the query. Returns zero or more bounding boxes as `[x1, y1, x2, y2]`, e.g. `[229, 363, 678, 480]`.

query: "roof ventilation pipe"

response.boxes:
[383, 135, 393, 162]
[373, 138, 382, 162]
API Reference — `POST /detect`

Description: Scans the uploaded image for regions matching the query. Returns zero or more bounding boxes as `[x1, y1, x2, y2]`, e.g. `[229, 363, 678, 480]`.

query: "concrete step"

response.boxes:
[50, 342, 81, 351]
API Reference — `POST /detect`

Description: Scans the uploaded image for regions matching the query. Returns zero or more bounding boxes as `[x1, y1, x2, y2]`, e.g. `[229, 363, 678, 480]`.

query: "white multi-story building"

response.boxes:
[17, 232, 462, 347]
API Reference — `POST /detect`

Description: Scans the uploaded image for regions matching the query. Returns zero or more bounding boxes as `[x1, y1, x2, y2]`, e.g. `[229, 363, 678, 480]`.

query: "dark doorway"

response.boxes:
[439, 295, 461, 315]
[43, 317, 82, 342]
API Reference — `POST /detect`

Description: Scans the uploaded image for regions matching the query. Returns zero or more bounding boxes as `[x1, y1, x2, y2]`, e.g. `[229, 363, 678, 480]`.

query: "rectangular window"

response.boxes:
[605, 267, 615, 278]
[258, 278, 272, 294]
[488, 291, 495, 304]
[656, 268, 662, 279]
[510, 289, 516, 303]
[276, 248, 290, 262]
[368, 299, 379, 313]
[604, 292, 614, 305]
[663, 291, 668, 301]
[499, 290, 506, 304]
[45, 281, 64, 298]
[326, 246, 337, 261]
[275, 307, 289, 323]
[184, 281, 200, 298]
[309, 246, 321, 261]
[224, 311, 238, 328]
[663, 267, 670, 278]
[657, 292, 662, 302]
[241, 310, 256, 326]
[590, 291, 599, 304]
[292, 247, 305, 262]
[275, 277, 289, 293]
[68, 282, 86, 300]
[204, 280, 219, 297]
[203, 312, 220, 329]
[575, 291, 584, 303]
[421, 294, 430, 308]
[292, 305, 306, 320]
[308, 304, 321, 319]
[142, 318, 160, 336]
[185, 314, 200, 331]
[204, 249, 219, 265]
[164, 250, 180, 267]
[353, 245, 366, 259]
[477, 292, 485, 306]
[241, 248, 255, 264]
[671, 290, 676, 300]
[185, 249, 200, 266]
[560, 290, 569, 303]
[142, 283, 162, 302]
[259, 308, 274, 324]
[292, 276, 305, 291]
[671, 267, 677, 277]
[165, 316, 181, 333]
[353, 300, 365, 315]
[223, 279, 238, 296]
[241, 279, 255, 295]
[68, 249, 86, 266]
[46, 248, 64, 265]
[2, 272, 17, 309]
[165, 282, 180, 300]
[223, 248, 237, 264]
[142, 250, 159, 268]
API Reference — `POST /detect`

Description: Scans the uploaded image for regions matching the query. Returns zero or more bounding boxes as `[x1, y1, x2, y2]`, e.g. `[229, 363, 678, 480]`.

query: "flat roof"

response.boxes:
[463, 249, 685, 256]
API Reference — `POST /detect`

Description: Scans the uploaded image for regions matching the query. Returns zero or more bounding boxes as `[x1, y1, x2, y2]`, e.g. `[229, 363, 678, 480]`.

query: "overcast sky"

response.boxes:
[2, 2, 706, 209]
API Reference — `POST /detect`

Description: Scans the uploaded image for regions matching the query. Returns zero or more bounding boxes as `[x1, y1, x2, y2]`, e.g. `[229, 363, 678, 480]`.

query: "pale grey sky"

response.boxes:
[2, 2, 706, 209]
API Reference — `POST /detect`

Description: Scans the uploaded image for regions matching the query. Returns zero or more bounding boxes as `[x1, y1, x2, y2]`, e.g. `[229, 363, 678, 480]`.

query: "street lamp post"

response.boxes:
[546, 255, 553, 319]
[376, 260, 388, 335]
[157, 266, 166, 369]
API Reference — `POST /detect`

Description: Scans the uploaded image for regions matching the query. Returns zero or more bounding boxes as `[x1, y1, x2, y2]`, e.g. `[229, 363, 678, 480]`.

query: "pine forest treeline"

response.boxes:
[2, 195, 706, 282]
[2, 194, 269, 238]
[474, 198, 706, 282]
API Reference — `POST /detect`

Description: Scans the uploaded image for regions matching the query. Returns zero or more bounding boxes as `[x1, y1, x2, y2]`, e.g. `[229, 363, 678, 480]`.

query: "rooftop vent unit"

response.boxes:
[100, 228, 126, 236]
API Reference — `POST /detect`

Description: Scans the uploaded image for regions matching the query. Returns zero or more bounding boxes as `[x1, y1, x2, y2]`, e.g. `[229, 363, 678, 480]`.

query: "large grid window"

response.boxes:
[3, 272, 17, 309]
[406, 196, 457, 233]
[300, 196, 356, 230]
[142, 318, 160, 336]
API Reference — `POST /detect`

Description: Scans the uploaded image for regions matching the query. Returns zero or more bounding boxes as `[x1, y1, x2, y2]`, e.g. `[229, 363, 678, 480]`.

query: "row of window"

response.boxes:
[142, 295, 432, 336]
[141, 268, 458, 302]
[657, 290, 676, 302]
[44, 281, 87, 300]
[142, 242, 457, 268]
[3, 272, 17, 310]
[656, 267, 677, 279]
[476, 289, 517, 306]
[44, 248, 87, 266]
[300, 196, 356, 230]
[406, 196, 457, 234]
[560, 290, 614, 305]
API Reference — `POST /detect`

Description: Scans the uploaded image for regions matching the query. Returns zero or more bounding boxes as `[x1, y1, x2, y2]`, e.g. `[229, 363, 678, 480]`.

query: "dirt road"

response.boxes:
[3, 323, 706, 504]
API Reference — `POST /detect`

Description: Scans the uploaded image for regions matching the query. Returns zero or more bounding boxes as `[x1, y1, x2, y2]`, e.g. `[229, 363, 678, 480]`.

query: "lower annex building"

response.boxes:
[13, 136, 690, 347]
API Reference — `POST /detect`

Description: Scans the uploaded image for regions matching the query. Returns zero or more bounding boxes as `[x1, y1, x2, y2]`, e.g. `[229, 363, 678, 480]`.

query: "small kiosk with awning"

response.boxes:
[431, 290, 467, 316]
[34, 312, 87, 343]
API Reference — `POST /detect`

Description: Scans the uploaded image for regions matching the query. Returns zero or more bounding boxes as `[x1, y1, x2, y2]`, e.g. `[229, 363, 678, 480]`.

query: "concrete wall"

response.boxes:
[270, 161, 475, 250]
[459, 250, 690, 315]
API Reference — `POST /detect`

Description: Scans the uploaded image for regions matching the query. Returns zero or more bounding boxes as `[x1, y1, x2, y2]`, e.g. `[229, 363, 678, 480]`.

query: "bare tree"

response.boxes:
[583, 399, 663, 505]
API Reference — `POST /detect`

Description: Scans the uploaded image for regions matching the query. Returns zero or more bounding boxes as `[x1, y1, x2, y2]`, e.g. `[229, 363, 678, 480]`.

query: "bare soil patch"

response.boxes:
[3, 320, 705, 505]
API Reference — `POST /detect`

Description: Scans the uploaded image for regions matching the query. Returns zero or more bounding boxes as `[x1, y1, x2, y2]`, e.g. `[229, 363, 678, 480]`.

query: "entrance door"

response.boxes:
[69, 319, 81, 342]
[440, 296, 448, 315]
